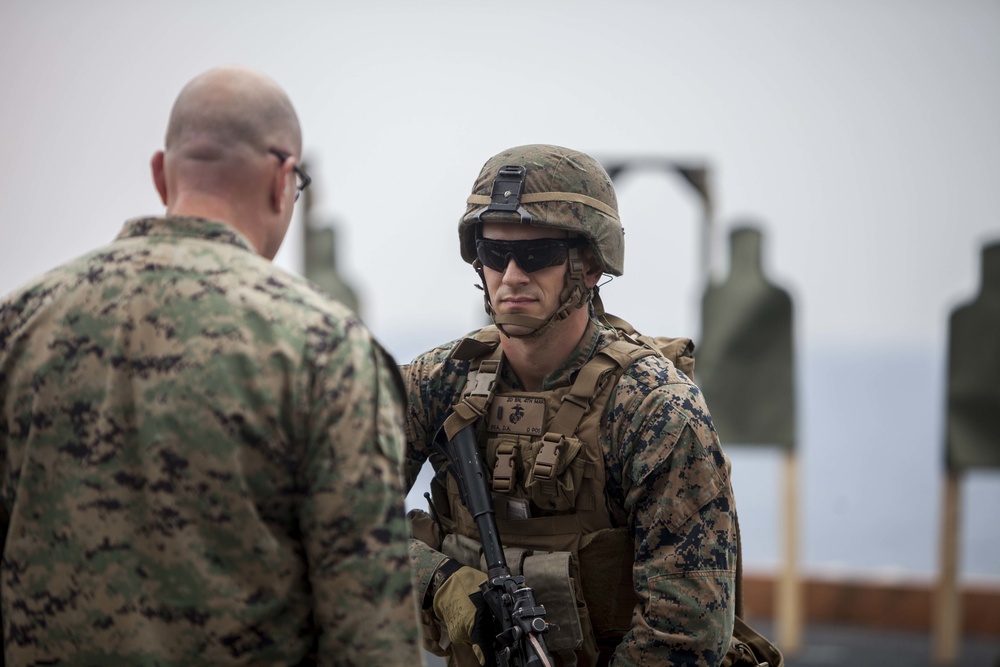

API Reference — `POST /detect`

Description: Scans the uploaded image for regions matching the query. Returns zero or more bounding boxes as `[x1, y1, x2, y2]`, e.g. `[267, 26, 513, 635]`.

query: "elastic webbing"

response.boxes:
[467, 191, 620, 221]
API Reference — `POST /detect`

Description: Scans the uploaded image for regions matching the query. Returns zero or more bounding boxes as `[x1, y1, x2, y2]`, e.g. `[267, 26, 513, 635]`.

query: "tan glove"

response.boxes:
[432, 563, 491, 665]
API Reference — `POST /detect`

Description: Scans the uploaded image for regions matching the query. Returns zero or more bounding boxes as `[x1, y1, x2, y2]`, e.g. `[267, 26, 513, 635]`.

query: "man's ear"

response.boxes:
[151, 151, 168, 205]
[584, 266, 604, 289]
[271, 157, 292, 215]
[583, 248, 605, 289]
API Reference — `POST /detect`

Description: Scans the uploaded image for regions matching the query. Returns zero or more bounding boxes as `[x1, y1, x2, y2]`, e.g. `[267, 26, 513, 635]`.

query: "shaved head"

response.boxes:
[165, 65, 301, 158]
[152, 66, 305, 259]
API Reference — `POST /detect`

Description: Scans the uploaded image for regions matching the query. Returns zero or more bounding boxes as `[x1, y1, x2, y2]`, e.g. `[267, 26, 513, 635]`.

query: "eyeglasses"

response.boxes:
[476, 237, 585, 273]
[269, 149, 312, 201]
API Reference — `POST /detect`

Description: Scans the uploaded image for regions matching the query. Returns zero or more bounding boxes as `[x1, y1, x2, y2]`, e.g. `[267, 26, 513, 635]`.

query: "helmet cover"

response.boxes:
[459, 144, 625, 276]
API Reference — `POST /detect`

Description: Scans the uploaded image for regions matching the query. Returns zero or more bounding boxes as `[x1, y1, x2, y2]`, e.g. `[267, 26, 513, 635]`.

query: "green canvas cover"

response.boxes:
[697, 226, 796, 450]
[946, 242, 1000, 471]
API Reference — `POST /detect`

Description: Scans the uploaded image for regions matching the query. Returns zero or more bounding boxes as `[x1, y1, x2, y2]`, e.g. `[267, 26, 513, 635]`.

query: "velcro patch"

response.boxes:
[487, 395, 546, 436]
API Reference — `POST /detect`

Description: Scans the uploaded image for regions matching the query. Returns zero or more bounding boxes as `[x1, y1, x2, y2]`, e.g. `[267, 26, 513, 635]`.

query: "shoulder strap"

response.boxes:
[548, 338, 657, 439]
[596, 310, 696, 381]
[443, 330, 504, 440]
[450, 326, 501, 361]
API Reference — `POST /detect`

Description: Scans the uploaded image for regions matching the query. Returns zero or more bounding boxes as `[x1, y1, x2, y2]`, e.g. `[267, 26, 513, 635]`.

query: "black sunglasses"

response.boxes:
[269, 149, 312, 201]
[476, 237, 585, 273]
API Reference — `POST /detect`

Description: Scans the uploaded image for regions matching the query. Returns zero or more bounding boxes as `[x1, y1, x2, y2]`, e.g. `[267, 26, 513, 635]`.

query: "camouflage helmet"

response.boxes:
[459, 144, 625, 276]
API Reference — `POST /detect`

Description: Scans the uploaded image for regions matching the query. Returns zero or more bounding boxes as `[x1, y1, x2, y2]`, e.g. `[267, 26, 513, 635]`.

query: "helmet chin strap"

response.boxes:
[476, 247, 592, 339]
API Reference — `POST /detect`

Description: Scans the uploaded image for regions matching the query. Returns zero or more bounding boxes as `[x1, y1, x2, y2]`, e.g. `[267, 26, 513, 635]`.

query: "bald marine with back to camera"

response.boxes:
[0, 65, 422, 666]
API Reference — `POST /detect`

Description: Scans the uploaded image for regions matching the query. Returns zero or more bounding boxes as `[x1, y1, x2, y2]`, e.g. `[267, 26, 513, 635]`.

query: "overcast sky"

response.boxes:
[2, 1, 998, 579]
[4, 1, 998, 356]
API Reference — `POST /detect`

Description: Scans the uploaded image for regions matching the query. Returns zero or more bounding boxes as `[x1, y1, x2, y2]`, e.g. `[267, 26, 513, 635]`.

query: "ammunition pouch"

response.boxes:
[486, 433, 592, 513]
[441, 533, 600, 667]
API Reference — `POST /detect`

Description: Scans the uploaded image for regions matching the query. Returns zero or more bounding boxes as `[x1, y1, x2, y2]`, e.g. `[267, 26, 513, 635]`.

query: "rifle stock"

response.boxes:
[439, 424, 554, 667]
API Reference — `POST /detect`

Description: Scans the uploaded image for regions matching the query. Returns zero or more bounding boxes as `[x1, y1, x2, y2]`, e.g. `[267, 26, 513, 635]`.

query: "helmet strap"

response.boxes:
[478, 247, 592, 340]
[590, 285, 606, 317]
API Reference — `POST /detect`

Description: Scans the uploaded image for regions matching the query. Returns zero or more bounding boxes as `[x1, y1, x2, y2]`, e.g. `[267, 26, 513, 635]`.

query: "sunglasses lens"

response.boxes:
[476, 239, 576, 273]
[476, 242, 507, 271]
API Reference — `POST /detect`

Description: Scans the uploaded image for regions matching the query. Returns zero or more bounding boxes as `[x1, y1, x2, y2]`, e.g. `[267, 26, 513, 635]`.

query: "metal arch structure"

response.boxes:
[597, 156, 716, 287]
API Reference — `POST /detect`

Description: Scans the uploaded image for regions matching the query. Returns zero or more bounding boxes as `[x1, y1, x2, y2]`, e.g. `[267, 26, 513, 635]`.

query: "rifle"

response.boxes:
[435, 423, 555, 667]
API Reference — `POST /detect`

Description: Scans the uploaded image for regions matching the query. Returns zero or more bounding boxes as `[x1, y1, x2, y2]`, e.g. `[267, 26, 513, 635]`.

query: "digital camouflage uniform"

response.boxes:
[403, 144, 739, 667]
[0, 217, 421, 666]
[403, 318, 737, 666]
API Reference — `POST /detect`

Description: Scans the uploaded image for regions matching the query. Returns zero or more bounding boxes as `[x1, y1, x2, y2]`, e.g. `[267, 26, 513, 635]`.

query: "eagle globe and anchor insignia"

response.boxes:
[487, 396, 545, 436]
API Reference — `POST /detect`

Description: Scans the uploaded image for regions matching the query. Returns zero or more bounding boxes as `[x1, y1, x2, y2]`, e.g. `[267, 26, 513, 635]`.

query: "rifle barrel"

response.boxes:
[448, 426, 507, 572]
[443, 424, 554, 667]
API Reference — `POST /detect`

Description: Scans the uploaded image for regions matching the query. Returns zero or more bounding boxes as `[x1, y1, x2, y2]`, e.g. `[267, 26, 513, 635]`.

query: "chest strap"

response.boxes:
[532, 340, 656, 497]
[493, 440, 518, 493]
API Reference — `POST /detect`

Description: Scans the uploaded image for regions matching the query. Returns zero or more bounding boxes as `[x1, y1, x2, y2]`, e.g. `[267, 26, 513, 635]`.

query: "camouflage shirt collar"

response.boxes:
[497, 318, 611, 392]
[116, 216, 257, 253]
[543, 318, 610, 390]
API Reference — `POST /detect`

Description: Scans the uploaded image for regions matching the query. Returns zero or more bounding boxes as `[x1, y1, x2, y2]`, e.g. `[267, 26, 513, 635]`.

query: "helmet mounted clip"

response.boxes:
[472, 164, 532, 223]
